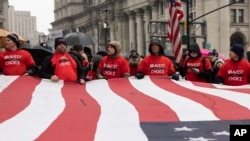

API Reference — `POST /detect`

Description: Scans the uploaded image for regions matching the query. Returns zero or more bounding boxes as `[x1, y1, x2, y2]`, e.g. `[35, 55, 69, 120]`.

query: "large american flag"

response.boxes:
[0, 75, 250, 141]
[167, 0, 184, 63]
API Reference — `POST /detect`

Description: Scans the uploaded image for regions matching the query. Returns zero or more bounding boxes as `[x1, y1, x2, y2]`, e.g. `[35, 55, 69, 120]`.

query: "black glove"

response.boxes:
[135, 72, 144, 79]
[171, 73, 179, 81]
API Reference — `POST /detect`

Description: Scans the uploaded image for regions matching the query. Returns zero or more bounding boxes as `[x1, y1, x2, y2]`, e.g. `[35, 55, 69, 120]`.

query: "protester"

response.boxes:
[39, 37, 86, 84]
[215, 44, 250, 85]
[85, 54, 102, 81]
[128, 50, 142, 76]
[96, 40, 130, 79]
[0, 34, 38, 75]
[178, 42, 213, 83]
[135, 38, 178, 80]
[68, 44, 88, 67]
[208, 49, 224, 82]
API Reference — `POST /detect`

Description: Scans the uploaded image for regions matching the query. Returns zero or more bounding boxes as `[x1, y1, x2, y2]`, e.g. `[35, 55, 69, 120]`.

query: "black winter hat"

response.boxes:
[129, 50, 139, 58]
[72, 44, 84, 51]
[208, 49, 218, 57]
[54, 37, 67, 48]
[7, 34, 20, 47]
[230, 44, 244, 57]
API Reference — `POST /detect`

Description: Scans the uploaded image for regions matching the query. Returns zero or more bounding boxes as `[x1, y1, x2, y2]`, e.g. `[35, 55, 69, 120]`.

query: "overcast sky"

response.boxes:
[9, 0, 54, 34]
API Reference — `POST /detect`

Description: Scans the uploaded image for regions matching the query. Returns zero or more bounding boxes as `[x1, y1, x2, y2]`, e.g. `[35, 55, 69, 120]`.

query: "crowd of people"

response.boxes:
[0, 33, 250, 86]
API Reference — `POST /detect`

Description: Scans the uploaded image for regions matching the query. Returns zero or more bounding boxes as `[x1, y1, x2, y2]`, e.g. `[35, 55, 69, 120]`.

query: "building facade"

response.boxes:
[52, 0, 250, 57]
[0, 0, 9, 29]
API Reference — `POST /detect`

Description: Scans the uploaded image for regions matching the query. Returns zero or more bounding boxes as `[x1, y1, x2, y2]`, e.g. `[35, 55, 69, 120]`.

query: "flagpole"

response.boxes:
[186, 0, 190, 49]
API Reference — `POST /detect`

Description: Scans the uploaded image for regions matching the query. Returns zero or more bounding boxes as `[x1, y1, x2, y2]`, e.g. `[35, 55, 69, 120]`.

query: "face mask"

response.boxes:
[190, 53, 198, 58]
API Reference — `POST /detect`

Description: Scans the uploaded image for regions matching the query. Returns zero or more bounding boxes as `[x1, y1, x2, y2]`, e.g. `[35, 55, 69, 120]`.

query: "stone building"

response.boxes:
[52, 0, 250, 57]
[0, 0, 9, 29]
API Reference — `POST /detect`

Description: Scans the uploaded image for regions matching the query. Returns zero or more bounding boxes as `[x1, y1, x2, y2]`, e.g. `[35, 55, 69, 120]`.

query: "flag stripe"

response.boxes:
[36, 82, 101, 141]
[0, 76, 41, 123]
[86, 80, 148, 141]
[178, 81, 250, 108]
[151, 77, 250, 120]
[168, 0, 184, 63]
[192, 81, 250, 94]
[129, 76, 219, 121]
[0, 75, 18, 93]
[0, 79, 65, 141]
[108, 78, 179, 122]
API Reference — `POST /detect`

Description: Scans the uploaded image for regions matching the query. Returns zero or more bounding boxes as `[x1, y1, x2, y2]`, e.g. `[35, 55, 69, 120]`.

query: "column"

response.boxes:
[116, 12, 124, 52]
[135, 9, 144, 56]
[143, 6, 151, 56]
[149, 1, 158, 21]
[122, 14, 130, 53]
[128, 11, 136, 51]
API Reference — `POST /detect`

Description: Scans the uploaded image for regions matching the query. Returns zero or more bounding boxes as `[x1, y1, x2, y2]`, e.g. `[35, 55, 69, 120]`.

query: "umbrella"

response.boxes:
[20, 44, 54, 66]
[0, 29, 26, 48]
[64, 32, 97, 47]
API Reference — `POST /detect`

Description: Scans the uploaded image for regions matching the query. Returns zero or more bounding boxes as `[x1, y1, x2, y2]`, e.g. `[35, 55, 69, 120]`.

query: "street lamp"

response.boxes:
[104, 8, 109, 47]
[103, 21, 108, 47]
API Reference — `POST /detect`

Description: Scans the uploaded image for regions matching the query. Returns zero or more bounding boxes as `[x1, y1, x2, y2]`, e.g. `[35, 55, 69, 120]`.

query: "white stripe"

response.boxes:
[0, 75, 19, 93]
[129, 76, 219, 121]
[86, 79, 148, 141]
[212, 83, 250, 89]
[173, 80, 250, 110]
[0, 79, 65, 141]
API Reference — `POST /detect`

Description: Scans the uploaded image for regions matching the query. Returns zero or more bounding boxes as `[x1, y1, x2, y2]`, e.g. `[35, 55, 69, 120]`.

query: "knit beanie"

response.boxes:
[54, 37, 67, 48]
[230, 44, 244, 57]
[7, 34, 20, 47]
[208, 49, 218, 57]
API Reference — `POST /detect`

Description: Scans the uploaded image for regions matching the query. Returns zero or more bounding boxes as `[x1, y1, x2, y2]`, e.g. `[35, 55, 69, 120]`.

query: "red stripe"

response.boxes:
[108, 78, 179, 122]
[0, 76, 41, 123]
[192, 81, 250, 95]
[150, 76, 250, 120]
[36, 82, 100, 141]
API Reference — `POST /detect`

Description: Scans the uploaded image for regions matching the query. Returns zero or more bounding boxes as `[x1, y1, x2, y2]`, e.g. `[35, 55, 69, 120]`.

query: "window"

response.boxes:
[238, 9, 244, 23]
[230, 9, 236, 23]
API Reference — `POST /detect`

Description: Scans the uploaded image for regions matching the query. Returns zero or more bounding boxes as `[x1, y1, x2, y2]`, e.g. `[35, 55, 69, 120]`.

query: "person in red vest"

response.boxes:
[0, 34, 38, 75]
[39, 37, 86, 84]
[135, 38, 179, 80]
[215, 44, 250, 85]
[178, 42, 213, 83]
[97, 40, 130, 79]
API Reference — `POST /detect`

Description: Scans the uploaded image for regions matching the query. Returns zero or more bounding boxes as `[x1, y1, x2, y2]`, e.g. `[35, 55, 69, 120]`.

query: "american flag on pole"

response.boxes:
[167, 0, 184, 63]
[0, 75, 250, 141]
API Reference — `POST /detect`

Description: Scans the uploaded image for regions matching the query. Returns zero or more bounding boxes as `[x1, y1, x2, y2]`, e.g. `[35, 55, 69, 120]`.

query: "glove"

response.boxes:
[171, 73, 179, 81]
[135, 72, 144, 79]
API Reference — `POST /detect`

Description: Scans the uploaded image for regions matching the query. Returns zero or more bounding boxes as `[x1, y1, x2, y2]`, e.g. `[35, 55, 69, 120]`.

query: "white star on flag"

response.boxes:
[186, 136, 216, 141]
[174, 126, 198, 131]
[212, 131, 230, 136]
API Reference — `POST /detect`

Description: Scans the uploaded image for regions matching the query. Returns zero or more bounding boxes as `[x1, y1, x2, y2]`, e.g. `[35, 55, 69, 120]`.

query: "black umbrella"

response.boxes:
[20, 44, 54, 66]
[64, 32, 97, 46]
